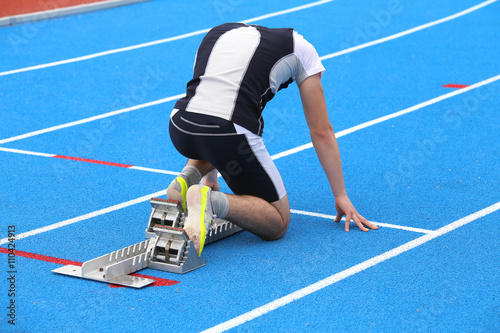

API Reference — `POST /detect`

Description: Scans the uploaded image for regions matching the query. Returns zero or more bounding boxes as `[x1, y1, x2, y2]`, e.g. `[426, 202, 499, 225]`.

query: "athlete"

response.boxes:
[167, 23, 377, 256]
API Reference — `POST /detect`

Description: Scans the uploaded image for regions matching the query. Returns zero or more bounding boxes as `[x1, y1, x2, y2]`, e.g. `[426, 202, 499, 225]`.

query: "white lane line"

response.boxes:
[0, 146, 180, 176]
[0, 0, 335, 77]
[271, 73, 500, 160]
[128, 166, 179, 176]
[320, 0, 498, 61]
[0, 189, 168, 245]
[1, 1, 496, 145]
[367, 221, 436, 234]
[0, 146, 55, 158]
[202, 201, 500, 333]
[0, 94, 185, 145]
[290, 209, 436, 234]
[0, 32, 209, 78]
[241, 0, 334, 24]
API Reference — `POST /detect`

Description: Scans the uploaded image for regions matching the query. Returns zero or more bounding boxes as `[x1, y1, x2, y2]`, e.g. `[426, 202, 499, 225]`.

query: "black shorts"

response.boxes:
[169, 109, 286, 203]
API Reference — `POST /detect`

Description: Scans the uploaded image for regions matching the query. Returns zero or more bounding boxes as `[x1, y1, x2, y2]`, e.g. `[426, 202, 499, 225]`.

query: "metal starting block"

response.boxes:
[145, 198, 244, 243]
[53, 197, 242, 288]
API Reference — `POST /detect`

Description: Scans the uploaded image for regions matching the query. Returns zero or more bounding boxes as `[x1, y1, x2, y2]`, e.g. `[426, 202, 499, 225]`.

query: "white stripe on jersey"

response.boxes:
[186, 26, 261, 121]
[234, 124, 287, 200]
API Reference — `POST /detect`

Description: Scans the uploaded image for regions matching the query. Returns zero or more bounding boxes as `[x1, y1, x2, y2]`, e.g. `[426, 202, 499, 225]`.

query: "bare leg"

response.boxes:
[185, 159, 214, 176]
[225, 194, 290, 241]
[201, 168, 220, 191]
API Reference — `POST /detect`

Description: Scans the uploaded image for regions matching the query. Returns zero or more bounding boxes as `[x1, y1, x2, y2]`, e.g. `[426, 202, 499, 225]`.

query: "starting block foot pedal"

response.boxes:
[148, 225, 205, 274]
[146, 198, 243, 245]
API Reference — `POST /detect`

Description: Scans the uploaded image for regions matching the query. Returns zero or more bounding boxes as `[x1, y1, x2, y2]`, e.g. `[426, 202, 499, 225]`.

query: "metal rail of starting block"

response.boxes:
[53, 197, 242, 288]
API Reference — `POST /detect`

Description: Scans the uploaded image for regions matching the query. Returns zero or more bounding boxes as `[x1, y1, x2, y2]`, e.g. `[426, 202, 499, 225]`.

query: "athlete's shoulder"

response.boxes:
[292, 31, 325, 85]
[292, 31, 317, 56]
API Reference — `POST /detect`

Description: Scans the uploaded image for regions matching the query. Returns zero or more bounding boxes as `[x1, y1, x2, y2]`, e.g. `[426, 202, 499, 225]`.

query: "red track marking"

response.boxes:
[0, 247, 82, 266]
[443, 83, 470, 89]
[0, 0, 110, 17]
[53, 155, 133, 168]
[0, 247, 179, 288]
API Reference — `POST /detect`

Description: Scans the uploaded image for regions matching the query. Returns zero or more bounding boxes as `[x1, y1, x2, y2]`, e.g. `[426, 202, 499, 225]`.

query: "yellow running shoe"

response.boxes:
[183, 185, 214, 256]
[166, 176, 188, 212]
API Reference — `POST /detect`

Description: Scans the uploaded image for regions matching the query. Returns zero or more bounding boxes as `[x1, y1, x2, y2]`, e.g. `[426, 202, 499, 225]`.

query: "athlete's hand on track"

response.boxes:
[334, 195, 378, 232]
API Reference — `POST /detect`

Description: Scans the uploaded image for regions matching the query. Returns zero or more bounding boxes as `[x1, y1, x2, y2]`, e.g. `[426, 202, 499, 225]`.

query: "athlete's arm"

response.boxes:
[298, 73, 377, 232]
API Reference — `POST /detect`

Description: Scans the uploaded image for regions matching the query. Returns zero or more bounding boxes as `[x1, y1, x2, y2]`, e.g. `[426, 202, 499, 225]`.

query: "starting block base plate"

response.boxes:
[52, 265, 155, 288]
